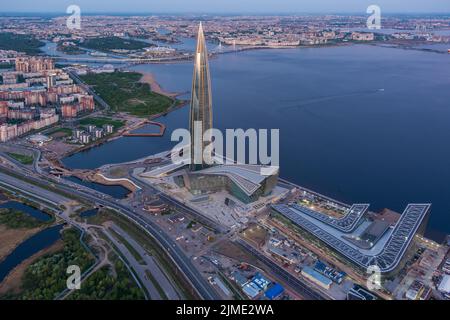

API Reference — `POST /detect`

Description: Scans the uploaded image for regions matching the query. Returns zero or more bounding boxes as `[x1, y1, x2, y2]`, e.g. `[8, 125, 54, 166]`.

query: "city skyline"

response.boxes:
[2, 0, 450, 14]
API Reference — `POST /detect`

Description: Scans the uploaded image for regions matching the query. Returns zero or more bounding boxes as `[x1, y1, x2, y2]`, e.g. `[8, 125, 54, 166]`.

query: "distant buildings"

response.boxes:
[15, 56, 54, 73]
[219, 37, 300, 47]
[0, 56, 95, 141]
[92, 128, 104, 139]
[73, 128, 84, 140]
[103, 124, 114, 134]
[143, 46, 176, 56]
[0, 110, 59, 142]
[79, 132, 91, 144]
[351, 32, 375, 41]
[90, 64, 115, 74]
[71, 123, 115, 145]
[61, 94, 94, 118]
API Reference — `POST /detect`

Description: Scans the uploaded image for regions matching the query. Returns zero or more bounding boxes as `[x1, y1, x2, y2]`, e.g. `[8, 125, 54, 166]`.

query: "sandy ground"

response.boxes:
[0, 240, 64, 295]
[0, 225, 41, 261]
[139, 73, 180, 98]
[90, 173, 137, 193]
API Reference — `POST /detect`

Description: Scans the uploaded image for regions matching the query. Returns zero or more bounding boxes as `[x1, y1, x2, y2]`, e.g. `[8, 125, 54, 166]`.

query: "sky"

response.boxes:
[1, 0, 450, 14]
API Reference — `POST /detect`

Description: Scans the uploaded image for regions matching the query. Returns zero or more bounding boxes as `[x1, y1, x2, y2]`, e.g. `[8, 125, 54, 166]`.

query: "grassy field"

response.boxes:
[80, 37, 150, 52]
[108, 227, 146, 264]
[0, 33, 44, 55]
[78, 117, 125, 129]
[87, 209, 198, 299]
[48, 127, 73, 138]
[1, 228, 94, 300]
[6, 153, 34, 165]
[80, 72, 174, 117]
[0, 209, 48, 229]
[67, 260, 145, 300]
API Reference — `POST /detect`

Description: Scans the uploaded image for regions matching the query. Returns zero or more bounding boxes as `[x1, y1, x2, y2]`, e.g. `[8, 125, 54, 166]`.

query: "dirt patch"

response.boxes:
[90, 173, 137, 193]
[0, 225, 41, 261]
[50, 131, 68, 139]
[0, 240, 64, 295]
[241, 224, 268, 247]
[213, 240, 263, 268]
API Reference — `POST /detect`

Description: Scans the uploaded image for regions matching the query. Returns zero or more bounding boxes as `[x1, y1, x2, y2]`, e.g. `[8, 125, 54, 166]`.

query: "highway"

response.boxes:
[131, 172, 224, 233]
[108, 223, 181, 300]
[0, 165, 221, 300]
[0, 171, 70, 206]
[0, 71, 220, 298]
[68, 71, 110, 111]
[0, 142, 42, 174]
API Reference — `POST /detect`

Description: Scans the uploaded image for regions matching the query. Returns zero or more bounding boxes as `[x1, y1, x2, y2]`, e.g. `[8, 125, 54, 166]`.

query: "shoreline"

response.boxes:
[60, 100, 188, 162]
[0, 240, 64, 296]
[138, 72, 183, 98]
[59, 71, 189, 164]
[0, 225, 43, 263]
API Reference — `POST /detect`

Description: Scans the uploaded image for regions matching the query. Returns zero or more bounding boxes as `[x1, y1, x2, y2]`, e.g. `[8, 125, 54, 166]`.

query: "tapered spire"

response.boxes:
[189, 22, 213, 171]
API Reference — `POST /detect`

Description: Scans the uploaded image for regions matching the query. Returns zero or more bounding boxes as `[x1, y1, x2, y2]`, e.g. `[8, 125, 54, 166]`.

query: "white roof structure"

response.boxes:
[272, 203, 431, 273]
[28, 133, 51, 144]
[140, 162, 186, 178]
[438, 275, 450, 294]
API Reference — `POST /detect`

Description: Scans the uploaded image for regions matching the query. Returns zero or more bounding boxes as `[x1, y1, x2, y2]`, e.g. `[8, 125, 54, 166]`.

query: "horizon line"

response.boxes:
[1, 11, 450, 16]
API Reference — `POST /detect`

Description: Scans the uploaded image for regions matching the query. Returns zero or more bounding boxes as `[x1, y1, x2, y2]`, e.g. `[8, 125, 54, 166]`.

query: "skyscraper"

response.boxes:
[189, 22, 213, 171]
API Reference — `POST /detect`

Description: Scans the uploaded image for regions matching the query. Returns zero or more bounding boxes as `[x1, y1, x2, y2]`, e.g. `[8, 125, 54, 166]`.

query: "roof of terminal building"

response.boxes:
[191, 164, 277, 196]
[272, 203, 431, 273]
[292, 203, 369, 233]
[140, 162, 187, 178]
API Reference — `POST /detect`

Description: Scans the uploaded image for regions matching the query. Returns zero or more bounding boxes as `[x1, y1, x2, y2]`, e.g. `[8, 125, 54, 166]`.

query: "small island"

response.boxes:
[78, 36, 152, 53]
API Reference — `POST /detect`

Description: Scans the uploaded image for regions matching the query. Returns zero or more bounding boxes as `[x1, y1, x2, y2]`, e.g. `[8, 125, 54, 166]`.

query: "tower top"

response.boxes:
[190, 21, 213, 171]
[196, 22, 206, 54]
